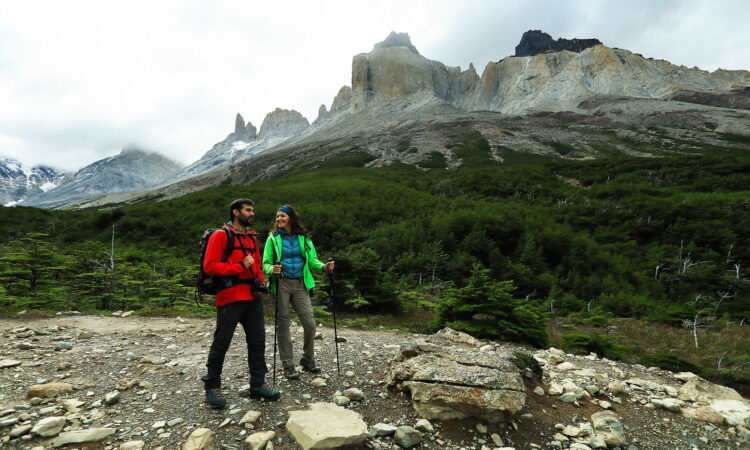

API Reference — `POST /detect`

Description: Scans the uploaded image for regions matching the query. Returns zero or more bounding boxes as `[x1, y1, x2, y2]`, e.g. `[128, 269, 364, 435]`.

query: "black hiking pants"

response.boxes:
[202, 298, 267, 389]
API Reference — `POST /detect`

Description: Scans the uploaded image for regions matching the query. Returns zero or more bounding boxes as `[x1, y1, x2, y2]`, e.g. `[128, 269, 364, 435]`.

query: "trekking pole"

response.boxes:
[327, 258, 340, 375]
[272, 260, 280, 388]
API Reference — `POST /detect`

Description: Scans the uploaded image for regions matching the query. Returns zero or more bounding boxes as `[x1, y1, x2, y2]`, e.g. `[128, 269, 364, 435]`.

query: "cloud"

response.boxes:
[0, 0, 747, 172]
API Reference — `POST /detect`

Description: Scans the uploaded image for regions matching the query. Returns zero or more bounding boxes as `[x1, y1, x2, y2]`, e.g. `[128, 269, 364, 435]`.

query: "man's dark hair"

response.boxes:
[229, 198, 254, 222]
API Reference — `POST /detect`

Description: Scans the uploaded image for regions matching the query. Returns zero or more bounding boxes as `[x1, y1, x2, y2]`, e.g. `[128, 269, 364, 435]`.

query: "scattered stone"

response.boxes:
[591, 410, 627, 447]
[345, 370, 355, 377]
[121, 310, 135, 318]
[435, 327, 480, 346]
[120, 441, 146, 450]
[0, 359, 22, 369]
[116, 378, 139, 390]
[556, 362, 576, 371]
[569, 443, 592, 450]
[589, 435, 607, 449]
[105, 390, 121, 405]
[598, 400, 612, 409]
[244, 430, 275, 450]
[333, 395, 351, 406]
[533, 386, 545, 396]
[372, 423, 398, 436]
[310, 377, 327, 387]
[26, 382, 75, 399]
[0, 418, 18, 428]
[286, 402, 368, 449]
[61, 398, 85, 413]
[560, 392, 578, 403]
[480, 344, 494, 352]
[10, 424, 32, 438]
[140, 355, 166, 365]
[343, 388, 364, 400]
[415, 418, 433, 433]
[239, 410, 261, 425]
[152, 420, 167, 429]
[315, 332, 323, 340]
[563, 425, 581, 437]
[54, 342, 73, 351]
[394, 426, 423, 448]
[182, 428, 215, 450]
[31, 416, 67, 437]
[476, 422, 488, 433]
[168, 418, 184, 427]
[607, 381, 627, 395]
[52, 428, 115, 447]
[673, 372, 698, 381]
[651, 397, 682, 412]
[491, 433, 504, 446]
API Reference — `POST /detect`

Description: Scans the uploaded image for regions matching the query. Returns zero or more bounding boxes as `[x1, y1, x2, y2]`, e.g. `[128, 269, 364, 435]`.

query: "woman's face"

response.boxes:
[276, 211, 290, 230]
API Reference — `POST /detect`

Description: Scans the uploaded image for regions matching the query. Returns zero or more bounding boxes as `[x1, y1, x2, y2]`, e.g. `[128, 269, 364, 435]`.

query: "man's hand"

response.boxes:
[323, 260, 335, 273]
[272, 264, 282, 275]
[243, 254, 254, 269]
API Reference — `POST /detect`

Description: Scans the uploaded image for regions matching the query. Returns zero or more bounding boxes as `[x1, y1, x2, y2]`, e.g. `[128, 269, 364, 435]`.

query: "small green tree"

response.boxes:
[435, 263, 548, 347]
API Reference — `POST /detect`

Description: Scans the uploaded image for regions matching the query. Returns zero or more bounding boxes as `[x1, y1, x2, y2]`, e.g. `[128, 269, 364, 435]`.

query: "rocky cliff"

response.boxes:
[0, 158, 65, 206]
[514, 30, 602, 57]
[171, 108, 310, 182]
[350, 31, 750, 115]
[23, 148, 182, 209]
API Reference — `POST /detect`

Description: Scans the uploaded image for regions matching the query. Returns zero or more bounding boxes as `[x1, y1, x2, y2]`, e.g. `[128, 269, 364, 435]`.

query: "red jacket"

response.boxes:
[203, 223, 265, 307]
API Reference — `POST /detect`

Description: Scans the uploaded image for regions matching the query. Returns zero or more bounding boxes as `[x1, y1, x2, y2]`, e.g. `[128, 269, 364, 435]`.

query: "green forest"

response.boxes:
[1, 150, 749, 389]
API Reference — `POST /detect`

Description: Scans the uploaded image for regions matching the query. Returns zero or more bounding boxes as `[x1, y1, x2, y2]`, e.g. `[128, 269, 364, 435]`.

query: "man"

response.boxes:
[201, 198, 280, 408]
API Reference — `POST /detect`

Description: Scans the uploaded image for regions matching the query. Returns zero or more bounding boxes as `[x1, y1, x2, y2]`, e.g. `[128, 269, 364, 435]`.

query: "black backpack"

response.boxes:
[195, 225, 260, 303]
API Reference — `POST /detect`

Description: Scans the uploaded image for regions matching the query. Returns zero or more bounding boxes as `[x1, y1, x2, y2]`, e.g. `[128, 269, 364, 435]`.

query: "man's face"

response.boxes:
[234, 204, 255, 227]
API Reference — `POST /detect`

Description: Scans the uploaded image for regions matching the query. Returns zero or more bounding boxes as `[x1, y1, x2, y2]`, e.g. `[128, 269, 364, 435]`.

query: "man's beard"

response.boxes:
[238, 216, 253, 227]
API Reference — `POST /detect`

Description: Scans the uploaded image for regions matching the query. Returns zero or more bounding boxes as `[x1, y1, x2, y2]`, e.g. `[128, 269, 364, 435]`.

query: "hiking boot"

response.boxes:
[300, 358, 321, 374]
[205, 387, 226, 409]
[250, 383, 280, 401]
[283, 364, 300, 380]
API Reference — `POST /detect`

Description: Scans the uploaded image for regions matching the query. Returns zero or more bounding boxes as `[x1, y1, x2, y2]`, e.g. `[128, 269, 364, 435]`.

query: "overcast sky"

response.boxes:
[1, 0, 748, 172]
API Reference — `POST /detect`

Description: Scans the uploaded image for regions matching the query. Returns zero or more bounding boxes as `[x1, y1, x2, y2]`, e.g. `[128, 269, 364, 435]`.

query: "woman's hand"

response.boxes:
[323, 260, 335, 273]
[272, 264, 282, 275]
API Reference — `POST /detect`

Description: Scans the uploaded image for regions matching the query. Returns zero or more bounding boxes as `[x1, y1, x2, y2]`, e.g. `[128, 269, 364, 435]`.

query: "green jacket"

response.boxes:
[262, 231, 325, 293]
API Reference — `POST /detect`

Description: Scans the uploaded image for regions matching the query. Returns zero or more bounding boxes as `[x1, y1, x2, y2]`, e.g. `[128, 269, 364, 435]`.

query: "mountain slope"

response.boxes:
[23, 148, 182, 209]
[0, 158, 65, 206]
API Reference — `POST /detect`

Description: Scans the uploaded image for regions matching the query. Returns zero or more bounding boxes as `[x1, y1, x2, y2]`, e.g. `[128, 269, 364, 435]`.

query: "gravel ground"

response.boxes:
[1, 314, 748, 449]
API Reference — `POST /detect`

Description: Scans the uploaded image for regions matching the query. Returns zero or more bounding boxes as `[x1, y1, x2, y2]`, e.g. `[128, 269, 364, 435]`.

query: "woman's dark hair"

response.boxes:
[271, 204, 308, 235]
[228, 198, 254, 222]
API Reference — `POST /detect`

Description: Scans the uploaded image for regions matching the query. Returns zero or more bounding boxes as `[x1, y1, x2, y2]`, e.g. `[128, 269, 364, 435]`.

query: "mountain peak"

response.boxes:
[514, 30, 602, 57]
[373, 31, 420, 55]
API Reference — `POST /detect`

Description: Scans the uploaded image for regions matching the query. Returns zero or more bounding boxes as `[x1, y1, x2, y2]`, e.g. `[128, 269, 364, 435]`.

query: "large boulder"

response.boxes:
[678, 377, 744, 403]
[387, 329, 525, 422]
[286, 402, 368, 449]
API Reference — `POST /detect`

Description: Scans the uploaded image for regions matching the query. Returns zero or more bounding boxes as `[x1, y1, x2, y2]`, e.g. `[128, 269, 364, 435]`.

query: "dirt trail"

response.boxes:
[1, 314, 747, 449]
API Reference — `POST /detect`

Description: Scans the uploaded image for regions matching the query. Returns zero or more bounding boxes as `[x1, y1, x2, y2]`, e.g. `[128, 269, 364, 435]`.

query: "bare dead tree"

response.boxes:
[718, 351, 729, 371]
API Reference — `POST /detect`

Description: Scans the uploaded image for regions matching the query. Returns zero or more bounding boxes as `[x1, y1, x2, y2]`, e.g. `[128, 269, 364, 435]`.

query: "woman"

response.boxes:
[262, 204, 334, 380]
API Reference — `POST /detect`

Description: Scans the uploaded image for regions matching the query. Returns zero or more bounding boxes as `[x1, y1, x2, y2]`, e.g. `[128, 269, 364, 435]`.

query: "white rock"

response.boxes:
[710, 399, 750, 427]
[562, 425, 581, 437]
[52, 428, 115, 447]
[310, 377, 327, 387]
[548, 383, 564, 395]
[31, 416, 66, 437]
[239, 410, 261, 425]
[651, 398, 682, 412]
[120, 440, 146, 450]
[152, 420, 167, 429]
[333, 396, 350, 406]
[476, 422, 487, 433]
[343, 388, 364, 401]
[479, 344, 494, 352]
[286, 402, 368, 450]
[556, 362, 576, 371]
[415, 418, 434, 433]
[104, 391, 120, 405]
[371, 423, 397, 436]
[244, 430, 275, 450]
[182, 428, 215, 450]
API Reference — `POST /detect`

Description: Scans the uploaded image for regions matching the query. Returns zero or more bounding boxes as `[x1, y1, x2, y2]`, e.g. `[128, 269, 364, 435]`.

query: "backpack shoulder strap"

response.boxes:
[221, 226, 235, 262]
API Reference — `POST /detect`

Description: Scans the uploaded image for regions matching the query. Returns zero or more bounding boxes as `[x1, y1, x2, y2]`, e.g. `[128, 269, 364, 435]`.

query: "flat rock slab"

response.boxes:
[388, 329, 525, 422]
[52, 428, 115, 447]
[0, 359, 22, 369]
[286, 402, 368, 449]
[26, 382, 75, 399]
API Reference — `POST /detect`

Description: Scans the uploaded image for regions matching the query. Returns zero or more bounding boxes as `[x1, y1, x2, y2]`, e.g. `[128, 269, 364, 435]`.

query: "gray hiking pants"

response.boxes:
[275, 277, 316, 366]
